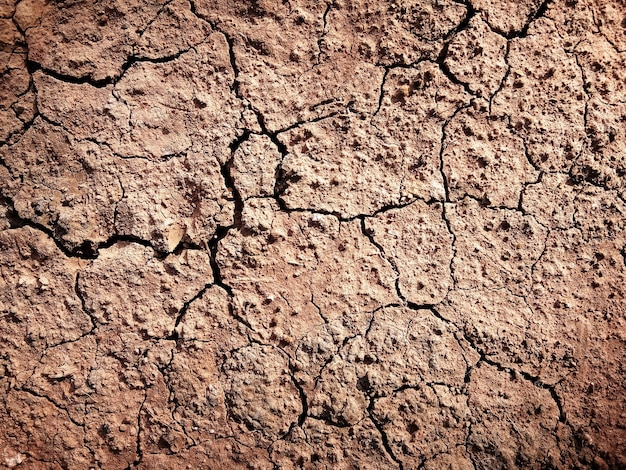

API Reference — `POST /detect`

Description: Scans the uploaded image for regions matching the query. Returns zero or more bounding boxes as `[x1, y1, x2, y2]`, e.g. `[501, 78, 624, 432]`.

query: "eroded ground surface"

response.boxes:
[1, 0, 626, 468]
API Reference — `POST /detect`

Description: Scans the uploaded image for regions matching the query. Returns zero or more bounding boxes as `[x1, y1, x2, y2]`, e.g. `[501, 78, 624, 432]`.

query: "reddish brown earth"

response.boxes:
[1, 0, 626, 468]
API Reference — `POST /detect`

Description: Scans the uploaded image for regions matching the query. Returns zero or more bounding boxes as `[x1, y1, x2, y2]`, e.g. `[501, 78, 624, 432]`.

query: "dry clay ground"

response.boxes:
[1, 0, 626, 468]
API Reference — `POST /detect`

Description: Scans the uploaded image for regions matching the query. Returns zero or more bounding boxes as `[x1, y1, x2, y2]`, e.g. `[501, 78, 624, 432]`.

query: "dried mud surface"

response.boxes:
[1, 0, 626, 468]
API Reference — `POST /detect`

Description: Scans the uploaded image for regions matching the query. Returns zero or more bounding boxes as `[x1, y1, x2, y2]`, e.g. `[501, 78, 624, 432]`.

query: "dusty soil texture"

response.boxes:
[1, 0, 626, 468]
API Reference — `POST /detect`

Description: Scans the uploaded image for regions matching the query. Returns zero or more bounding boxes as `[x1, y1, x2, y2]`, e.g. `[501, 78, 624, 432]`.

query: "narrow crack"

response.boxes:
[437, 43, 476, 97]
[430, 305, 568, 425]
[210, 24, 241, 97]
[513, 0, 555, 39]
[517, 171, 544, 215]
[126, 389, 148, 469]
[157, 347, 195, 450]
[316, 2, 334, 65]
[439, 101, 474, 203]
[134, 0, 176, 44]
[482, 0, 555, 40]
[366, 396, 403, 469]
[273, 108, 342, 136]
[517, 141, 542, 179]
[465, 420, 479, 470]
[1, 187, 209, 260]
[529, 227, 550, 280]
[359, 217, 405, 305]
[0, 28, 38, 147]
[272, 194, 435, 230]
[1, 193, 146, 258]
[488, 40, 511, 113]
[26, 43, 198, 89]
[310, 294, 328, 324]
[436, 1, 478, 97]
[16, 386, 84, 428]
[373, 67, 390, 117]
[224, 137, 247, 229]
[445, 0, 477, 42]
[284, 358, 309, 436]
[441, 203, 458, 289]
[30, 272, 102, 351]
[168, 283, 213, 339]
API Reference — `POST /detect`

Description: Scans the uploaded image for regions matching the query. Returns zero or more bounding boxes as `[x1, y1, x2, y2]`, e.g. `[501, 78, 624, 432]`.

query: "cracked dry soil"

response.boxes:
[1, 0, 626, 468]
